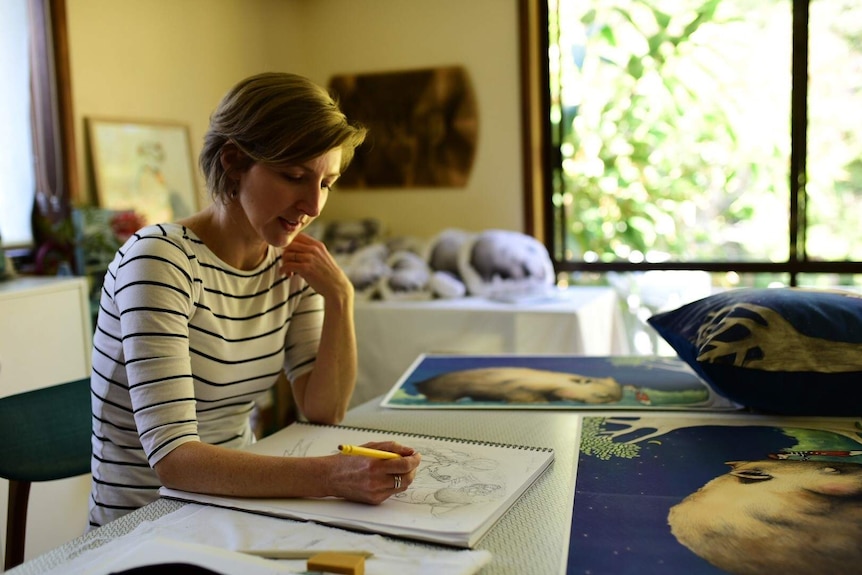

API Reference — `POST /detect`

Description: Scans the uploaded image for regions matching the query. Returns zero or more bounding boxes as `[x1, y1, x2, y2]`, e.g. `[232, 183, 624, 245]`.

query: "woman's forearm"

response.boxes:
[295, 286, 357, 424]
[154, 438, 422, 505]
[154, 441, 332, 498]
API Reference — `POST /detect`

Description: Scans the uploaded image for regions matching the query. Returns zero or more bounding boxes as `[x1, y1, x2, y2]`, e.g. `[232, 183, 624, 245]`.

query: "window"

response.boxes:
[0, 0, 78, 274]
[538, 0, 862, 292]
[0, 0, 36, 247]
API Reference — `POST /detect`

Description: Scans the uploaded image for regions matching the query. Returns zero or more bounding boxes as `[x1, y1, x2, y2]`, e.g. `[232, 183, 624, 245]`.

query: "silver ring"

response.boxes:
[393, 475, 402, 489]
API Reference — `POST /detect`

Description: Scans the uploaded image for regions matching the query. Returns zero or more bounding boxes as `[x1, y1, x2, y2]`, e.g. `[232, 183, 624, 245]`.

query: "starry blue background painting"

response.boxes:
[566, 416, 860, 574]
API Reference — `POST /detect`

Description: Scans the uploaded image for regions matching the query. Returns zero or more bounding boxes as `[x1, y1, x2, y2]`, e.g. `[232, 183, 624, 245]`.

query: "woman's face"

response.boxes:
[236, 148, 342, 248]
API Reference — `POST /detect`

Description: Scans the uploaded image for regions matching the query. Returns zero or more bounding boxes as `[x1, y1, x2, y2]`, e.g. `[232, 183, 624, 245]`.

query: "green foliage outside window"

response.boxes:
[550, 0, 862, 274]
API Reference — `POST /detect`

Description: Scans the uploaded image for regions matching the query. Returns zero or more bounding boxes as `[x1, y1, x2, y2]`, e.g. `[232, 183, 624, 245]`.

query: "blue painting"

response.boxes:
[567, 415, 862, 574]
[380, 354, 738, 410]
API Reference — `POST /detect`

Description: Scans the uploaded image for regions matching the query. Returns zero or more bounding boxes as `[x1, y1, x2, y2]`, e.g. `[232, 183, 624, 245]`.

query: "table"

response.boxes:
[9, 398, 583, 575]
[351, 286, 628, 407]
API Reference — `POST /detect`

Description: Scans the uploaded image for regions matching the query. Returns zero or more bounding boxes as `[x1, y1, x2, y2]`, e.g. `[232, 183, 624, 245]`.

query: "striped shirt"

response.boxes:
[88, 224, 323, 528]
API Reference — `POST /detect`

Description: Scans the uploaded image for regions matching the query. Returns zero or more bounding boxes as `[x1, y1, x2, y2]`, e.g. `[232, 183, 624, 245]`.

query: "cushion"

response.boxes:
[646, 287, 862, 415]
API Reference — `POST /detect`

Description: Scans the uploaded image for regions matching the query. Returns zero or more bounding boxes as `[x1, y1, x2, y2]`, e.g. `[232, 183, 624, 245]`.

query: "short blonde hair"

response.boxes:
[199, 72, 366, 201]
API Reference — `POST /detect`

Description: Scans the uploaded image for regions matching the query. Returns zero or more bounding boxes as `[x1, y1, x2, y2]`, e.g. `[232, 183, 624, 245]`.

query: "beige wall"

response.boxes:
[67, 0, 524, 239]
[67, 0, 305, 212]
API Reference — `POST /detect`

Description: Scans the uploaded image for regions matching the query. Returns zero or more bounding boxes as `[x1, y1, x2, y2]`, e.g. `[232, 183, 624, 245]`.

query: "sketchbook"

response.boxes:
[567, 414, 862, 574]
[159, 422, 554, 549]
[380, 354, 740, 410]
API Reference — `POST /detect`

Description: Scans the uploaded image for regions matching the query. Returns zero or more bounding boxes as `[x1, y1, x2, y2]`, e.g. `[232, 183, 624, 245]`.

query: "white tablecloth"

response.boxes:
[351, 286, 628, 407]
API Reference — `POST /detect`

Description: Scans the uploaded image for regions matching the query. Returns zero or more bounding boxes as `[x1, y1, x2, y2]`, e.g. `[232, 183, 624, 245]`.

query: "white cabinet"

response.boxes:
[0, 276, 92, 397]
[0, 275, 93, 564]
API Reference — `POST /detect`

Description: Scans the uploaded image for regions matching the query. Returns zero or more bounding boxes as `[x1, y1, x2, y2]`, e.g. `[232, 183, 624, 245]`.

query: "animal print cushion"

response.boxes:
[647, 287, 862, 416]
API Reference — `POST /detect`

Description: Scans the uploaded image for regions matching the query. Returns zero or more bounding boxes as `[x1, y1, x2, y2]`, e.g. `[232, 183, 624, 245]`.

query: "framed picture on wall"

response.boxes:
[86, 117, 199, 227]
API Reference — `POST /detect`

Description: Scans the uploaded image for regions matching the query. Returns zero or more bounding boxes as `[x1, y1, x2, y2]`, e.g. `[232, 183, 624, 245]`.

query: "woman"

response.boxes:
[88, 72, 421, 528]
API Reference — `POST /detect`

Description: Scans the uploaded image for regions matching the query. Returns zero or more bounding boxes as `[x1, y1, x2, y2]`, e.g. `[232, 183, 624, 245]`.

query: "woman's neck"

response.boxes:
[178, 204, 268, 270]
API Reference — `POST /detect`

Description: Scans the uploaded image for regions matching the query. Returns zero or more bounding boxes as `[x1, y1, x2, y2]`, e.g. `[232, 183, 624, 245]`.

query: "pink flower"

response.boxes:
[110, 211, 146, 242]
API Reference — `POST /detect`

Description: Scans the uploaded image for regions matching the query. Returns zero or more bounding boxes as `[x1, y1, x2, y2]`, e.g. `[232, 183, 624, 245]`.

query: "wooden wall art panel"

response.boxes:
[329, 66, 478, 189]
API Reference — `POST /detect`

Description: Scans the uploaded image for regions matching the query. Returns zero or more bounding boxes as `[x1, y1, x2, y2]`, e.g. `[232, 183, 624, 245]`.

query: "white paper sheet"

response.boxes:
[43, 504, 492, 575]
[79, 537, 298, 574]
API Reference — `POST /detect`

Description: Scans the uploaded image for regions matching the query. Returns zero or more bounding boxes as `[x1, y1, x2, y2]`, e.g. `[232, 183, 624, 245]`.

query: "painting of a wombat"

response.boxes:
[415, 367, 623, 404]
[668, 459, 862, 575]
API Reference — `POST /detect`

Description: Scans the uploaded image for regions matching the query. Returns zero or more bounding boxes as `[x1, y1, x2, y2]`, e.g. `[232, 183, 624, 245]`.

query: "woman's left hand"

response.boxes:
[280, 233, 351, 300]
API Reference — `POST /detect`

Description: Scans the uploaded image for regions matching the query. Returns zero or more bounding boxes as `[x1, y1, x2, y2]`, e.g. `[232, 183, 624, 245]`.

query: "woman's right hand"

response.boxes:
[323, 441, 422, 504]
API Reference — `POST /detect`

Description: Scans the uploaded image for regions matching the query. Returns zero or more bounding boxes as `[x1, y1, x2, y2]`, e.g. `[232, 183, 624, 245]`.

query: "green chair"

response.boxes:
[0, 378, 92, 570]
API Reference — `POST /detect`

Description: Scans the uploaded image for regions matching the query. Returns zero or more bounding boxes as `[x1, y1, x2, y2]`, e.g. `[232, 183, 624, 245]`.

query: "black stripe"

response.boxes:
[194, 369, 282, 387]
[121, 306, 189, 318]
[196, 401, 256, 415]
[91, 390, 134, 416]
[203, 274, 289, 299]
[137, 417, 197, 438]
[91, 475, 161, 489]
[128, 374, 193, 389]
[192, 298, 291, 322]
[91, 499, 146, 512]
[91, 367, 129, 389]
[191, 345, 283, 365]
[115, 279, 189, 299]
[148, 433, 198, 460]
[92, 414, 137, 434]
[133, 397, 196, 414]
[198, 257, 280, 278]
[94, 324, 122, 344]
[212, 433, 244, 446]
[91, 344, 119, 363]
[292, 356, 317, 372]
[91, 452, 150, 468]
[189, 320, 287, 343]
[118, 246, 194, 282]
[97, 303, 120, 322]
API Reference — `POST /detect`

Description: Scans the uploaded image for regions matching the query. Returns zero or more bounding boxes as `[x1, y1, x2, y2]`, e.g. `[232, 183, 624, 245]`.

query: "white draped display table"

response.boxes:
[351, 286, 629, 408]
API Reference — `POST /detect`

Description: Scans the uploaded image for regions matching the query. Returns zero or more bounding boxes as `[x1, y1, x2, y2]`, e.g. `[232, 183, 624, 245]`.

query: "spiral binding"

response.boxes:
[297, 421, 553, 453]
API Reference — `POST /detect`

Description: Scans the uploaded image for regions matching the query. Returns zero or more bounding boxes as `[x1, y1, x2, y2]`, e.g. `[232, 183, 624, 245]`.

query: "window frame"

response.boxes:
[519, 0, 862, 285]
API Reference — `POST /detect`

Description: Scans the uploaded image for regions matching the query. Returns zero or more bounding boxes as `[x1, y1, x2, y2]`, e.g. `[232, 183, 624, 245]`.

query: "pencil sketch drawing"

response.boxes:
[392, 442, 506, 516]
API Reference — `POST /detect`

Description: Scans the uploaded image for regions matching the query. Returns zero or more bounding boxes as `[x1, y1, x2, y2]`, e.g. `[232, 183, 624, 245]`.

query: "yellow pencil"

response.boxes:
[337, 444, 400, 459]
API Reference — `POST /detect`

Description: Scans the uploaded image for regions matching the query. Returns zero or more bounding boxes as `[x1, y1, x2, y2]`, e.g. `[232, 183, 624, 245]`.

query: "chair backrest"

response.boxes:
[0, 377, 92, 482]
[0, 377, 91, 569]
